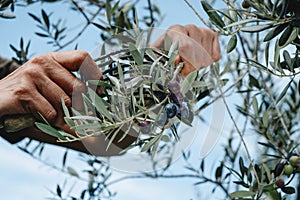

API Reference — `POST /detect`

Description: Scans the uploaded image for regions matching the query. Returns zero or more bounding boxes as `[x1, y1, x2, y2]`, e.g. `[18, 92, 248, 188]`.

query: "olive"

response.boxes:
[275, 179, 285, 188]
[156, 82, 164, 90]
[242, 1, 250, 9]
[139, 121, 152, 134]
[168, 80, 184, 102]
[289, 155, 299, 167]
[164, 103, 179, 119]
[284, 164, 294, 176]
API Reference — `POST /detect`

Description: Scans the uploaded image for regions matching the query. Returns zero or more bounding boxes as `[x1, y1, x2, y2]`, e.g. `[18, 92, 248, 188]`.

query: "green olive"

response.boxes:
[289, 155, 299, 167]
[284, 164, 294, 176]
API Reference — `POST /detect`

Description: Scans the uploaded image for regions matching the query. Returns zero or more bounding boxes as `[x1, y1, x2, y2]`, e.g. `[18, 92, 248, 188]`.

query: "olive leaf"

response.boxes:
[263, 23, 288, 42]
[229, 190, 255, 198]
[227, 34, 237, 53]
[35, 122, 65, 140]
[181, 71, 198, 95]
[240, 24, 273, 33]
[201, 1, 225, 29]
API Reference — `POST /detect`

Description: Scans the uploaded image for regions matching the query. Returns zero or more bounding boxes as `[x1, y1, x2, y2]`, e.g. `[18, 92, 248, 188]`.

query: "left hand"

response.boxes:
[152, 24, 220, 77]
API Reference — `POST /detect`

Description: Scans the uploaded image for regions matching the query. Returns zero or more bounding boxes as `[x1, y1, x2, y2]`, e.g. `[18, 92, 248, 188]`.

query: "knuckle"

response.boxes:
[185, 24, 197, 30]
[75, 50, 89, 63]
[30, 54, 49, 65]
[167, 24, 183, 31]
[13, 85, 31, 97]
[200, 28, 214, 36]
[45, 109, 57, 121]
[24, 54, 50, 76]
[22, 66, 38, 77]
[62, 95, 72, 107]
[73, 80, 86, 93]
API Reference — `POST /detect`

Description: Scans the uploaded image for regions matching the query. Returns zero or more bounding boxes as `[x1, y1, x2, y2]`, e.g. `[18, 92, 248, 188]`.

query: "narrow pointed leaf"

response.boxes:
[201, 1, 225, 28]
[41, 9, 50, 30]
[227, 35, 237, 53]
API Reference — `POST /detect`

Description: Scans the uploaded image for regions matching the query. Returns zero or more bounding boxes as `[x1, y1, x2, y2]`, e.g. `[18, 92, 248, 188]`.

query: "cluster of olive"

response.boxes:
[139, 80, 191, 134]
[275, 155, 300, 190]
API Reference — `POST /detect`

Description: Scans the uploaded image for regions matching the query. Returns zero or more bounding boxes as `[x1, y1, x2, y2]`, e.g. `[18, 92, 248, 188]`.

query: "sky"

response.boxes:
[0, 0, 232, 199]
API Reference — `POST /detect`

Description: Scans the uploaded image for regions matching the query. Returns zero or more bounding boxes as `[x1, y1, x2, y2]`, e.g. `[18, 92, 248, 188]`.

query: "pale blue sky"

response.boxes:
[0, 1, 230, 199]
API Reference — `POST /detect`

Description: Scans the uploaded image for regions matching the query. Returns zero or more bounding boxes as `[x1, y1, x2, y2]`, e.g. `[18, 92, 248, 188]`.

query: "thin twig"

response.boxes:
[262, 79, 298, 155]
[147, 0, 155, 25]
[183, 0, 214, 30]
[94, 48, 130, 62]
[106, 173, 229, 195]
[211, 65, 261, 186]
[196, 70, 247, 114]
[55, 6, 102, 51]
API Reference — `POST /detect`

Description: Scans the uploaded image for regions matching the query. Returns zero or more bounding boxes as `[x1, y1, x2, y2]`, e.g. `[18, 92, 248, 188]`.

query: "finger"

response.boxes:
[198, 28, 215, 56]
[152, 25, 188, 49]
[36, 77, 74, 124]
[212, 32, 221, 61]
[196, 28, 220, 62]
[186, 26, 214, 58]
[51, 50, 103, 82]
[36, 77, 84, 126]
[27, 90, 57, 122]
[181, 61, 196, 78]
[51, 50, 103, 96]
[185, 24, 203, 45]
[174, 54, 182, 66]
[36, 77, 71, 108]
[47, 63, 87, 96]
[37, 80, 72, 129]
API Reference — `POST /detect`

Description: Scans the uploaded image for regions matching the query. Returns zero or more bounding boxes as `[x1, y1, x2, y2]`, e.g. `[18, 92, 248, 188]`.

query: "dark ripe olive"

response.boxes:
[164, 103, 179, 119]
[242, 1, 250, 9]
[275, 179, 285, 188]
[156, 82, 164, 90]
[168, 80, 184, 102]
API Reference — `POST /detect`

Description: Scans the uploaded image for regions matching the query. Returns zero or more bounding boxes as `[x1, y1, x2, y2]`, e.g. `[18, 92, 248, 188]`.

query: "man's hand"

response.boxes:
[152, 24, 220, 77]
[0, 50, 135, 156]
[0, 24, 221, 156]
[0, 50, 102, 129]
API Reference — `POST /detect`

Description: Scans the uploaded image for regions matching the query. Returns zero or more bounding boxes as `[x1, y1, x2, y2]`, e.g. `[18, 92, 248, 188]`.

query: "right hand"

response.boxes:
[152, 24, 220, 77]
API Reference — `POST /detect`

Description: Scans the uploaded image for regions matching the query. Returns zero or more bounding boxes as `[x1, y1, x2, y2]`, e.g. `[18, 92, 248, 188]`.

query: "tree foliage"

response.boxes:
[2, 0, 300, 199]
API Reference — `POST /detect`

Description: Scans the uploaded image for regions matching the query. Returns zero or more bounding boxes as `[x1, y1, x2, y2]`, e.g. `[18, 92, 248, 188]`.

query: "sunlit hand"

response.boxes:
[0, 50, 137, 156]
[152, 24, 220, 77]
[0, 50, 102, 128]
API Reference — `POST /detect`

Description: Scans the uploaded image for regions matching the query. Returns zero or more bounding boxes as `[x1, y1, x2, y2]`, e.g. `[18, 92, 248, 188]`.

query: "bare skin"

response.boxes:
[152, 24, 220, 77]
[0, 24, 220, 156]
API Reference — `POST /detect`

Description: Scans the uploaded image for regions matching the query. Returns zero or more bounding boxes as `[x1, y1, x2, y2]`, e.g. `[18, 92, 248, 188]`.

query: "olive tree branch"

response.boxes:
[147, 0, 155, 25]
[261, 75, 298, 155]
[196, 70, 247, 114]
[211, 65, 261, 187]
[54, 4, 102, 51]
[106, 173, 229, 196]
[183, 0, 214, 30]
